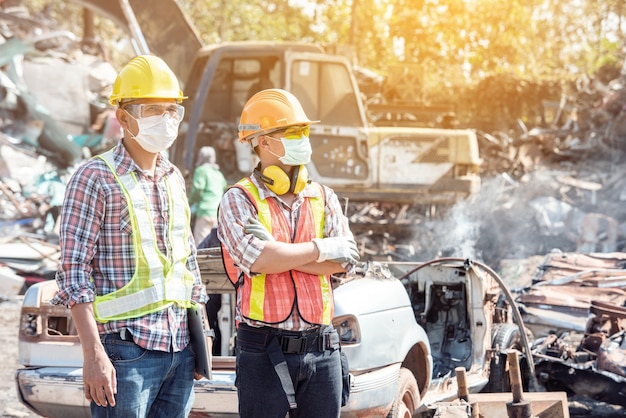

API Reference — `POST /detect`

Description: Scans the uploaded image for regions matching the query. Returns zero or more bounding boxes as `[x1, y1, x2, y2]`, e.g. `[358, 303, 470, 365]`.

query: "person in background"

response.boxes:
[189, 145, 227, 245]
[51, 54, 210, 418]
[217, 88, 359, 418]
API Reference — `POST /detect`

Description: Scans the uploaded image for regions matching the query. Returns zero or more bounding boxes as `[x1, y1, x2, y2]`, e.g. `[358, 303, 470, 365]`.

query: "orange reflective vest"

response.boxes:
[223, 178, 333, 325]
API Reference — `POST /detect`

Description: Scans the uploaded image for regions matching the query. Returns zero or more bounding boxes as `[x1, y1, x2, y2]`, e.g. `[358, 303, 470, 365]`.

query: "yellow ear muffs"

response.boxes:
[261, 165, 290, 195]
[256, 165, 309, 195]
[289, 164, 309, 194]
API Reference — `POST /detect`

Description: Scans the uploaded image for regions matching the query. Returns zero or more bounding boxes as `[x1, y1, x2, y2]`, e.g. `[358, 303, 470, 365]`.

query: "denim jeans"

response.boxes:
[235, 333, 342, 418]
[91, 332, 195, 418]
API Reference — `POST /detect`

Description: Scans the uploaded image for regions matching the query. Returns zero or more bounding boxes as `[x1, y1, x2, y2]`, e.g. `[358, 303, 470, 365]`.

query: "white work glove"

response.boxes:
[312, 237, 360, 265]
[244, 217, 275, 241]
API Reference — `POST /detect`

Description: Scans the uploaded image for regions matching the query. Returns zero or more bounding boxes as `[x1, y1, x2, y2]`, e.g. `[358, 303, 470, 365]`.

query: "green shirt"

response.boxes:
[189, 164, 227, 218]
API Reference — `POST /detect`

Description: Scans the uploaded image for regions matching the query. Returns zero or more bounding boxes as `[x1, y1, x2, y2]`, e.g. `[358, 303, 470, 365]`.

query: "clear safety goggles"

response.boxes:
[267, 125, 310, 140]
[123, 103, 185, 120]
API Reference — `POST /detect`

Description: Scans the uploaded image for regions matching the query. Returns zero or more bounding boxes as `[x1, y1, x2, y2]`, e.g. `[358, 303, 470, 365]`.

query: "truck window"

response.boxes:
[202, 57, 281, 124]
[204, 59, 238, 122]
[246, 57, 280, 98]
[290, 60, 362, 127]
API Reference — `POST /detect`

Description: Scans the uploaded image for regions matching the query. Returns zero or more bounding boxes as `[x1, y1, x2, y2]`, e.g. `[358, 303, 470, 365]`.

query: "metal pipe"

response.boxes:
[118, 0, 150, 54]
[506, 350, 534, 418]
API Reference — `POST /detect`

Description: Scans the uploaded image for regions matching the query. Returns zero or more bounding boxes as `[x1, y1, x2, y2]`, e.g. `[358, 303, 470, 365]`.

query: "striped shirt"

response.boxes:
[217, 174, 354, 331]
[51, 141, 208, 352]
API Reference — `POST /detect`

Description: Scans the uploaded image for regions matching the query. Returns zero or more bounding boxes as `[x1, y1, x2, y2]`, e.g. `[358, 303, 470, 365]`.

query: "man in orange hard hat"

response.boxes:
[218, 88, 359, 417]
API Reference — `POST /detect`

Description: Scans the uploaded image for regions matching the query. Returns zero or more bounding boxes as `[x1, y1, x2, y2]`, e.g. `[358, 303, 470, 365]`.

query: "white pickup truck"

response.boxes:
[16, 252, 530, 417]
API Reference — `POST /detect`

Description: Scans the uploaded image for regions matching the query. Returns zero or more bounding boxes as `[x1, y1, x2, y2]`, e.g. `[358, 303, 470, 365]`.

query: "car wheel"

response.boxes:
[386, 367, 420, 418]
[484, 323, 527, 393]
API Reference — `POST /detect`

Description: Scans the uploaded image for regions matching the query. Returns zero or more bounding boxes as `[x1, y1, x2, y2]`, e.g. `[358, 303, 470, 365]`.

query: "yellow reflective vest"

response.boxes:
[93, 150, 195, 322]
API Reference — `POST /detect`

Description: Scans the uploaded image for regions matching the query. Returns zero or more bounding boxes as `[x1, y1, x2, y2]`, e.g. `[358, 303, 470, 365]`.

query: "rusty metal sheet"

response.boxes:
[531, 252, 626, 284]
[533, 351, 626, 407]
[522, 252, 626, 410]
[514, 251, 626, 338]
[596, 334, 626, 379]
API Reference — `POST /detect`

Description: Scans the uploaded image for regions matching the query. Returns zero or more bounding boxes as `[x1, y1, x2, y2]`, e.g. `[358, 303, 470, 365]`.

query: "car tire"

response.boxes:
[484, 323, 526, 393]
[386, 367, 420, 418]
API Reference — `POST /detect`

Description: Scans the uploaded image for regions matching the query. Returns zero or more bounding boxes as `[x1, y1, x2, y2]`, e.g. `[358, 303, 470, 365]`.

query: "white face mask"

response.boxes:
[126, 111, 180, 153]
[267, 135, 312, 166]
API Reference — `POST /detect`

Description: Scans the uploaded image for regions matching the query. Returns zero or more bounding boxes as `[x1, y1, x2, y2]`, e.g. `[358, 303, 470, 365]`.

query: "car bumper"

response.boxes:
[16, 366, 241, 418]
[16, 363, 401, 418]
[341, 363, 400, 417]
[16, 367, 90, 418]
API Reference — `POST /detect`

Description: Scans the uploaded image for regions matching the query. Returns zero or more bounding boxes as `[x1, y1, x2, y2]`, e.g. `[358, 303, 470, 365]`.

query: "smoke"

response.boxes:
[415, 172, 580, 268]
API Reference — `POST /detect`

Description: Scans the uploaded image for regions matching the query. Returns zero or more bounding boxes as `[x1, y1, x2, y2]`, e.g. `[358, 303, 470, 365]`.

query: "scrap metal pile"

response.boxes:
[0, 3, 119, 298]
[513, 251, 626, 409]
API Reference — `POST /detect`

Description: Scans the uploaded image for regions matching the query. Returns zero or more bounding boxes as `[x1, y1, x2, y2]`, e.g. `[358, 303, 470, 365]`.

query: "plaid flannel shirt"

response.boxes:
[51, 141, 208, 352]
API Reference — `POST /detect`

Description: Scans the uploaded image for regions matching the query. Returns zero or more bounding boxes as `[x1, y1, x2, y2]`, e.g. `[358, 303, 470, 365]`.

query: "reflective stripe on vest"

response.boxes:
[93, 151, 194, 322]
[234, 178, 331, 325]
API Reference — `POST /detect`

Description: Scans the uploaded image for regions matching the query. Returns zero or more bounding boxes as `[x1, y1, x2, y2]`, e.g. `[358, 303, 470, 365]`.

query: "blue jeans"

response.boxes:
[235, 330, 342, 418]
[91, 332, 195, 418]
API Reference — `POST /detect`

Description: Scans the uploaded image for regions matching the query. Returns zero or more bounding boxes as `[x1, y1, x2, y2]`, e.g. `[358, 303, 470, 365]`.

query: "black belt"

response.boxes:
[237, 323, 339, 354]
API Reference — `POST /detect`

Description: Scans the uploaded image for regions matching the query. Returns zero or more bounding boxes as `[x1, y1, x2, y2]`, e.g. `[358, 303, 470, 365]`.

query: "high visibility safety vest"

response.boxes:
[224, 178, 333, 325]
[93, 150, 195, 322]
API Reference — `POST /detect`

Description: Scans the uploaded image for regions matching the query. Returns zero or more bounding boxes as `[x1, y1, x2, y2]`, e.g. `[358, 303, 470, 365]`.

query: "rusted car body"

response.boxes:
[16, 255, 525, 417]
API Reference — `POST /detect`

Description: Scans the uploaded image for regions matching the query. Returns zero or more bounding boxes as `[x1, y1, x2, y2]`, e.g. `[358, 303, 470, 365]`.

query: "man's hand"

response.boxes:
[313, 237, 360, 265]
[71, 303, 116, 407]
[244, 217, 275, 241]
[83, 348, 117, 407]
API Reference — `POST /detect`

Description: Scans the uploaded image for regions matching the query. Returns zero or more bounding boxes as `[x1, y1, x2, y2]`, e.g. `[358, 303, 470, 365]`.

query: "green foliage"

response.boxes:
[459, 74, 565, 132]
[179, 1, 318, 44]
[19, 0, 626, 129]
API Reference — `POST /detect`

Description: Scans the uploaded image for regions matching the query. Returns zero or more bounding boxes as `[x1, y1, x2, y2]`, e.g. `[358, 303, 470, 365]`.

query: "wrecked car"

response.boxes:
[532, 300, 626, 408]
[16, 254, 531, 417]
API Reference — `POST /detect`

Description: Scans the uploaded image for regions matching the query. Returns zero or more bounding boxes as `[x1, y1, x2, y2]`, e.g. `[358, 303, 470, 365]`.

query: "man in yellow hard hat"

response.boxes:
[218, 89, 359, 417]
[52, 55, 211, 417]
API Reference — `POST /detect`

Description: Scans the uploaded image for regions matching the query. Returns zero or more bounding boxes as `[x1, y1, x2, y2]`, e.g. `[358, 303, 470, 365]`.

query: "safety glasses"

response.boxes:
[123, 103, 185, 120]
[269, 125, 310, 140]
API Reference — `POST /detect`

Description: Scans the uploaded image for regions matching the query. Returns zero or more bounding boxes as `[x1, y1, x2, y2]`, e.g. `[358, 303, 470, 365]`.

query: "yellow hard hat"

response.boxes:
[109, 55, 187, 106]
[238, 89, 319, 143]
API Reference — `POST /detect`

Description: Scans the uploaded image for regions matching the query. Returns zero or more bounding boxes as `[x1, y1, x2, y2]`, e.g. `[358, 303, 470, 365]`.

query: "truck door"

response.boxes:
[284, 52, 371, 187]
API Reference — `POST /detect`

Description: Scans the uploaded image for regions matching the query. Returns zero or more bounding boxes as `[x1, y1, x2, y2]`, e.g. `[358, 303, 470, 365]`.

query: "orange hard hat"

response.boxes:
[238, 89, 319, 143]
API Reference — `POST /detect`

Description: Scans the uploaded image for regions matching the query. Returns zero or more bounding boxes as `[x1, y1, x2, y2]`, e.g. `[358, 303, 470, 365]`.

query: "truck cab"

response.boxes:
[170, 42, 370, 187]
